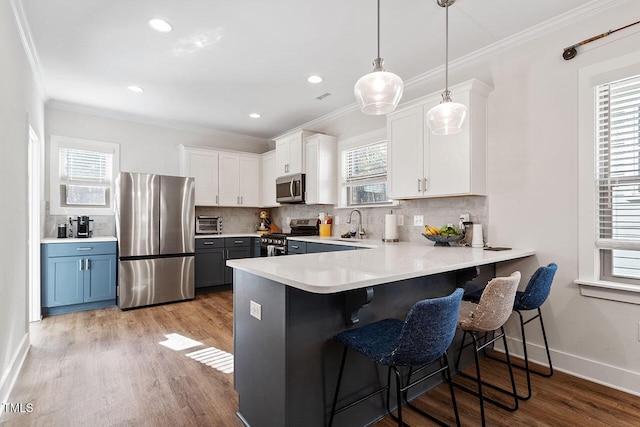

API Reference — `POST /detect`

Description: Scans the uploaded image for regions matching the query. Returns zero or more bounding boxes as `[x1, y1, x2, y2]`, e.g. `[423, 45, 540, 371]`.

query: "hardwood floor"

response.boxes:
[3, 290, 639, 426]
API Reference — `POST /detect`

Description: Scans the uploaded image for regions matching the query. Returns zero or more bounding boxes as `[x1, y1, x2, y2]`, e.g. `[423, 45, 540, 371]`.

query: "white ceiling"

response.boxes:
[20, 0, 593, 140]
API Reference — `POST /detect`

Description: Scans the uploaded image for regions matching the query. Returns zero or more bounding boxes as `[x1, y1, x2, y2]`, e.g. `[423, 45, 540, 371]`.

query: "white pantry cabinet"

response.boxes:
[304, 134, 337, 205]
[387, 79, 492, 199]
[275, 130, 315, 176]
[178, 146, 219, 206]
[218, 152, 260, 207]
[261, 150, 279, 207]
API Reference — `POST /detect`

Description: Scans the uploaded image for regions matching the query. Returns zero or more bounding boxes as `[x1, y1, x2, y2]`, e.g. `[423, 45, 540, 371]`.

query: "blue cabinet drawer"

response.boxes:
[196, 238, 224, 250]
[42, 241, 116, 258]
[225, 237, 251, 247]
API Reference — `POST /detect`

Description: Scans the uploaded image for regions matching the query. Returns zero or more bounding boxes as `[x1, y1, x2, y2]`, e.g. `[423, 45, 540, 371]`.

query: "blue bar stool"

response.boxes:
[328, 288, 464, 427]
[454, 272, 521, 427]
[465, 263, 558, 400]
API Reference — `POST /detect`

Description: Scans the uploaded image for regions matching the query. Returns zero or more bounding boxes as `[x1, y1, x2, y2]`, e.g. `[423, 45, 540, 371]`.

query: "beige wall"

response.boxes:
[0, 0, 45, 406]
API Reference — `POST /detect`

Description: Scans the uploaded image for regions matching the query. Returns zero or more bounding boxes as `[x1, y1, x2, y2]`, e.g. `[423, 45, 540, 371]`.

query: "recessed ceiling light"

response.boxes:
[307, 75, 324, 84]
[148, 18, 173, 33]
[249, 113, 261, 119]
[127, 85, 144, 93]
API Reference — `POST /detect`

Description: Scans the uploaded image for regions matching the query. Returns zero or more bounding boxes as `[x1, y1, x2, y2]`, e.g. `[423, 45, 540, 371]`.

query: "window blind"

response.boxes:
[59, 147, 112, 185]
[597, 74, 640, 278]
[344, 141, 387, 183]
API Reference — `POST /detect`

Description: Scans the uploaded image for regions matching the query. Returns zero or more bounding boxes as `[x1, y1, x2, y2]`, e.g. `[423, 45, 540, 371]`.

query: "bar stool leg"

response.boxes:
[536, 307, 554, 377]
[328, 347, 348, 427]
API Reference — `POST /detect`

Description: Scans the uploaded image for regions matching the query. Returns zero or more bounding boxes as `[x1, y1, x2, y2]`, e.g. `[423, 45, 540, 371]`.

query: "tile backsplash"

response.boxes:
[44, 197, 488, 243]
[271, 196, 488, 243]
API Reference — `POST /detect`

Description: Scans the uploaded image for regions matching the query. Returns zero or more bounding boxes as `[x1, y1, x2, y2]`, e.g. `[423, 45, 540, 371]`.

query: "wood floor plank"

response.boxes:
[3, 290, 639, 426]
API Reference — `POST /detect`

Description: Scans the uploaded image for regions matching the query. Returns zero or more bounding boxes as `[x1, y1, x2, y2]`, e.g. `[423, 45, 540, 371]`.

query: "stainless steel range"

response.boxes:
[259, 218, 319, 256]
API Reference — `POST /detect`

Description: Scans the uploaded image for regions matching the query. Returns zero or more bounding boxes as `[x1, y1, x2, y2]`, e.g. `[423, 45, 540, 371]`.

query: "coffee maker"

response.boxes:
[70, 216, 94, 238]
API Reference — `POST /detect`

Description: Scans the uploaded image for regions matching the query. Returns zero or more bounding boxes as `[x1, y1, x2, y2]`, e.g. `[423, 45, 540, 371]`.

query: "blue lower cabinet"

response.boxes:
[41, 241, 117, 315]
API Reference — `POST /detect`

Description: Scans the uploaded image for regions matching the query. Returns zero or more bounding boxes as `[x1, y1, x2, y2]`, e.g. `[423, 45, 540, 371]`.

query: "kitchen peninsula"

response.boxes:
[227, 241, 534, 427]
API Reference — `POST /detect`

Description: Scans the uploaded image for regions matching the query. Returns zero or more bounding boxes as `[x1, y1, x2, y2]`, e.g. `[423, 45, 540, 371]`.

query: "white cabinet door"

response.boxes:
[261, 151, 279, 207]
[275, 138, 289, 176]
[180, 149, 219, 206]
[305, 134, 337, 205]
[287, 134, 304, 174]
[387, 105, 426, 199]
[427, 91, 471, 196]
[239, 155, 260, 206]
[218, 152, 240, 206]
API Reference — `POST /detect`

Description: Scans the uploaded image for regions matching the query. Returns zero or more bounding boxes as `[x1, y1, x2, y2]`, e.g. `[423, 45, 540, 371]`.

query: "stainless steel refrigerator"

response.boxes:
[115, 172, 195, 309]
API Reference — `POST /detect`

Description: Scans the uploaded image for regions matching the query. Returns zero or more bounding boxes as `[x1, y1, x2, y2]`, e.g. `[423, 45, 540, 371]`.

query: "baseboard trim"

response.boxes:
[497, 336, 640, 397]
[0, 332, 30, 418]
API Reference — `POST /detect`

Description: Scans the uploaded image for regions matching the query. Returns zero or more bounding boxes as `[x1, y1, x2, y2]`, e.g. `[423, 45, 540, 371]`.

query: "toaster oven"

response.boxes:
[196, 216, 223, 234]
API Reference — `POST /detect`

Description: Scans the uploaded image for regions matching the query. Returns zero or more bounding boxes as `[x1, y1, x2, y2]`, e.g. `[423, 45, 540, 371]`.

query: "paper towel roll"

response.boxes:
[471, 224, 484, 248]
[384, 214, 398, 242]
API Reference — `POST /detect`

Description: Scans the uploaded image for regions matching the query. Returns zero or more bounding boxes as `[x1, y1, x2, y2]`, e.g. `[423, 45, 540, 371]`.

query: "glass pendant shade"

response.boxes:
[427, 98, 467, 135]
[354, 66, 404, 115]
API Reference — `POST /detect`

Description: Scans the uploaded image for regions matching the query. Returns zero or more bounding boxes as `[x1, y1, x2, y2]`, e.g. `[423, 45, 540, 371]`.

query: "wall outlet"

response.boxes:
[397, 215, 404, 226]
[460, 213, 470, 223]
[413, 215, 424, 227]
[334, 215, 340, 225]
[250, 300, 262, 320]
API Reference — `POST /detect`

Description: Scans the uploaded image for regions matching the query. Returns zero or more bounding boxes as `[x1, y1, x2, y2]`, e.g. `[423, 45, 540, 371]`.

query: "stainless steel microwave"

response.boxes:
[276, 173, 305, 203]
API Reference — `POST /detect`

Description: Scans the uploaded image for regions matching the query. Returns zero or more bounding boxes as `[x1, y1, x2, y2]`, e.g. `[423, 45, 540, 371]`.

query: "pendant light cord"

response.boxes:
[377, 0, 381, 59]
[444, 1, 449, 92]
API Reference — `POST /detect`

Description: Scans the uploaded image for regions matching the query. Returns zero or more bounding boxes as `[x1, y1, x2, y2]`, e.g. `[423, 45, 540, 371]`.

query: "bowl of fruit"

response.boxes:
[422, 224, 463, 246]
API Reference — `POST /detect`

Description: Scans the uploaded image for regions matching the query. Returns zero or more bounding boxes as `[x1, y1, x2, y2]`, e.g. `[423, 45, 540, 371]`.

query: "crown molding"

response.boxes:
[46, 99, 270, 145]
[282, 0, 625, 137]
[10, 0, 46, 100]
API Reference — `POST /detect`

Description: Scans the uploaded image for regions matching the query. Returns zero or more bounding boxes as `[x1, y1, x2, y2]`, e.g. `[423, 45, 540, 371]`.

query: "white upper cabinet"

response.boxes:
[179, 146, 219, 206]
[179, 145, 260, 207]
[219, 152, 260, 207]
[275, 130, 314, 176]
[304, 134, 337, 205]
[387, 79, 492, 199]
[261, 150, 279, 207]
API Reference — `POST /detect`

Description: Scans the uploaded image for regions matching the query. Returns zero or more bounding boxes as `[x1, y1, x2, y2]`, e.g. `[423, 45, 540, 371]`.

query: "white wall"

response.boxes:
[45, 106, 270, 177]
[301, 1, 640, 394]
[0, 0, 44, 407]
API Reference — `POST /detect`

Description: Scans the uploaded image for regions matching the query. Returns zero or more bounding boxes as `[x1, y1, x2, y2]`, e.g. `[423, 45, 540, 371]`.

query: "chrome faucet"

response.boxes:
[347, 209, 366, 239]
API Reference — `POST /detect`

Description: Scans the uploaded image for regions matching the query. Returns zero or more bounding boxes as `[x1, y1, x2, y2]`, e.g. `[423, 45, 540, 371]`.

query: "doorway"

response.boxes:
[28, 126, 41, 322]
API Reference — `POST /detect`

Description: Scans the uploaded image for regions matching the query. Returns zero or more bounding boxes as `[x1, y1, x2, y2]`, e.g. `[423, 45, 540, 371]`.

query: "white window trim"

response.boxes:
[49, 135, 120, 216]
[577, 49, 640, 305]
[336, 128, 398, 209]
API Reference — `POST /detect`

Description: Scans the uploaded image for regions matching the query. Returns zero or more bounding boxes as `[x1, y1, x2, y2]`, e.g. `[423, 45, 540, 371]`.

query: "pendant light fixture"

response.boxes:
[354, 0, 404, 115]
[427, 0, 467, 135]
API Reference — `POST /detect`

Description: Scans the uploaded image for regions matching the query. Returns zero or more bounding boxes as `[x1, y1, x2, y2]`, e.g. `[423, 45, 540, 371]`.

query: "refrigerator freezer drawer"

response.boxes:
[119, 256, 194, 309]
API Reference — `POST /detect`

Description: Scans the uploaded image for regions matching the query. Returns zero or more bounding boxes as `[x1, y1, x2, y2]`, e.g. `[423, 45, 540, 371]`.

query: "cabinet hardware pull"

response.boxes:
[417, 178, 422, 192]
[85, 259, 91, 270]
[423, 177, 428, 191]
[291, 245, 299, 249]
[78, 259, 83, 271]
[203, 242, 214, 245]
[216, 195, 218, 204]
[76, 247, 92, 251]
[234, 240, 243, 244]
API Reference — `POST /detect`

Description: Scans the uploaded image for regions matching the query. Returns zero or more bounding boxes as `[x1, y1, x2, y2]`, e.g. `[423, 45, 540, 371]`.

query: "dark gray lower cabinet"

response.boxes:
[196, 237, 255, 289]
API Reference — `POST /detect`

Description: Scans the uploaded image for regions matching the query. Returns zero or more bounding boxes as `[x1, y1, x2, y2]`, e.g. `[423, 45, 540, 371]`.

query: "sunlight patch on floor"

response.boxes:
[159, 333, 203, 351]
[186, 347, 234, 374]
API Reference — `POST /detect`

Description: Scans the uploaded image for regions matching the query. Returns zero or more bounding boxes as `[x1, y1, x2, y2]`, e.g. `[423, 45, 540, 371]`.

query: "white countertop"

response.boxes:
[227, 241, 534, 294]
[41, 236, 117, 243]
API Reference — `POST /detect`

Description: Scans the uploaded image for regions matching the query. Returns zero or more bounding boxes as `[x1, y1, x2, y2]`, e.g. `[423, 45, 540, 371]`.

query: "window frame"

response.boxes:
[576, 50, 640, 304]
[49, 135, 120, 216]
[337, 128, 397, 209]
